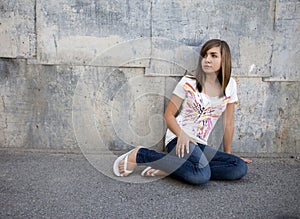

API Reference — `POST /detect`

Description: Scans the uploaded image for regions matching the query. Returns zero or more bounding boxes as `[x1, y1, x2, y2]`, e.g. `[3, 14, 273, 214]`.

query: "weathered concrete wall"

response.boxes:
[0, 0, 299, 155]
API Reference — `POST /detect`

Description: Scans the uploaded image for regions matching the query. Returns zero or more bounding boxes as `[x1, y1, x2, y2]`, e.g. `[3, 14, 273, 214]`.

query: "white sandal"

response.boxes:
[113, 149, 135, 177]
[141, 166, 161, 177]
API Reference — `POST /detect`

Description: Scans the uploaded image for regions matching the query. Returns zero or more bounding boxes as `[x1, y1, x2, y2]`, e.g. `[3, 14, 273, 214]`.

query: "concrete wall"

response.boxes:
[0, 0, 299, 155]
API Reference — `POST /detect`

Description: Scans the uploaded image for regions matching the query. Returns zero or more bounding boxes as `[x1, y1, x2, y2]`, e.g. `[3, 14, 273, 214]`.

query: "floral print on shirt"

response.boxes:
[180, 82, 230, 143]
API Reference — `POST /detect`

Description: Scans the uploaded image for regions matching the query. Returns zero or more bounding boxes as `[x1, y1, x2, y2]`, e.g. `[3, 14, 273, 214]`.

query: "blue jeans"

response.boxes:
[136, 138, 247, 185]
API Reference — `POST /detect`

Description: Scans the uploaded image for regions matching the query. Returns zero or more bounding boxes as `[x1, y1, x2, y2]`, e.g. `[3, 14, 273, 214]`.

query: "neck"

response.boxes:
[202, 72, 222, 97]
[205, 72, 218, 84]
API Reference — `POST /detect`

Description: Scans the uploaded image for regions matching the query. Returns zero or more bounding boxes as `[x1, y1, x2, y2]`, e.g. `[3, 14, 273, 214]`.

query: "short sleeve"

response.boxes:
[172, 76, 189, 99]
[225, 78, 238, 103]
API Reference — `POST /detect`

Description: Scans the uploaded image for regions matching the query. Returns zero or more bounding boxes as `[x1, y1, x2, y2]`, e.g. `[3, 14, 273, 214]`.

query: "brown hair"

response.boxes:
[194, 39, 232, 96]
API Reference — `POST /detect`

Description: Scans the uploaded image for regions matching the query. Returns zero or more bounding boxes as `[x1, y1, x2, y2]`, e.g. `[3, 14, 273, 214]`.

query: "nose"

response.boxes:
[204, 55, 211, 63]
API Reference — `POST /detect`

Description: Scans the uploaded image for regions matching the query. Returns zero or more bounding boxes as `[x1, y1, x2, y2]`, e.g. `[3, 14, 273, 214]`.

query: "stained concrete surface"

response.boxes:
[1, 0, 300, 154]
[0, 149, 299, 219]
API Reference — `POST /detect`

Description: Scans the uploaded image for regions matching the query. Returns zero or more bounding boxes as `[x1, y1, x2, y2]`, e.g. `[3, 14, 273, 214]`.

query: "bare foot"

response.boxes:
[118, 147, 141, 177]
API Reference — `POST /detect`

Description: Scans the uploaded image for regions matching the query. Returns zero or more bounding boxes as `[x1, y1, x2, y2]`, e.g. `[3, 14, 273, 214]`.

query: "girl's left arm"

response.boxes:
[223, 102, 252, 163]
[223, 103, 235, 154]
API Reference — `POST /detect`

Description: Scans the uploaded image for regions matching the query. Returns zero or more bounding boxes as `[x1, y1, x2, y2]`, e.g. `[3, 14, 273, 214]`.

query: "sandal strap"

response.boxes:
[151, 169, 160, 176]
[123, 155, 133, 174]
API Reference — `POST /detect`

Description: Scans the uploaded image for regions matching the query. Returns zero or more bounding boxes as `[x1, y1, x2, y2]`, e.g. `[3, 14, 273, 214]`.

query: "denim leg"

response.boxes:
[136, 139, 211, 185]
[166, 138, 209, 167]
[208, 149, 248, 180]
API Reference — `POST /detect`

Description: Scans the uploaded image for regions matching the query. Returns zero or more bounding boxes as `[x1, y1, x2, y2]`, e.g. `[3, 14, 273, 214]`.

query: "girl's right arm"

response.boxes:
[164, 94, 197, 158]
[164, 94, 183, 137]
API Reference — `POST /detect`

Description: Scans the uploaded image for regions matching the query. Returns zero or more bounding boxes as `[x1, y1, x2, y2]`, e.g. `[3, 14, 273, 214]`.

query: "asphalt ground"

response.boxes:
[0, 149, 299, 219]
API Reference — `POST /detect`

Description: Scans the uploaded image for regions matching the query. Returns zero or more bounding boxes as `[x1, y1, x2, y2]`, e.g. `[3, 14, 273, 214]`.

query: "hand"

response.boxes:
[226, 151, 252, 164]
[240, 157, 252, 164]
[176, 130, 197, 158]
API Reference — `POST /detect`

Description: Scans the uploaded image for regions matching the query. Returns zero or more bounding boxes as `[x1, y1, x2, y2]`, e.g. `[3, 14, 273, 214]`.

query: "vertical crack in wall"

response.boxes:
[266, 43, 275, 81]
[150, 0, 153, 38]
[1, 96, 7, 129]
[33, 0, 38, 58]
[149, 0, 153, 67]
[53, 34, 58, 56]
[272, 0, 277, 31]
[1, 96, 7, 146]
[266, 0, 277, 81]
[35, 0, 41, 61]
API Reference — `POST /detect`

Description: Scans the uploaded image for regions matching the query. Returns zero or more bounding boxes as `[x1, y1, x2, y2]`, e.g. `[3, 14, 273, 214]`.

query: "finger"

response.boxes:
[244, 159, 252, 164]
[245, 158, 252, 164]
[186, 144, 189, 154]
[241, 157, 252, 164]
[176, 144, 180, 157]
[181, 145, 185, 158]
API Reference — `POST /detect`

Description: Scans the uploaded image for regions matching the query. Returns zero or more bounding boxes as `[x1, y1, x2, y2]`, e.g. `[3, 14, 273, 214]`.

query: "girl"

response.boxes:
[113, 39, 249, 185]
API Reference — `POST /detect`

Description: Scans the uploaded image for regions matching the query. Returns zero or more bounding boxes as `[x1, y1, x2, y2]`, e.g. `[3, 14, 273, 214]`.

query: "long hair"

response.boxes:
[194, 39, 232, 96]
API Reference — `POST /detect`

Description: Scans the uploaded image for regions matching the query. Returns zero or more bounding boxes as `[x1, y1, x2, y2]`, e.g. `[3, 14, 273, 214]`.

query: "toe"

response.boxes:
[118, 160, 125, 175]
[147, 168, 156, 176]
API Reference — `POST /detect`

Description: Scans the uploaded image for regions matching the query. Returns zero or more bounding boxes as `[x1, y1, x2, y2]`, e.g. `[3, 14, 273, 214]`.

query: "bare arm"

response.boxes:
[164, 94, 197, 157]
[223, 103, 252, 163]
[164, 94, 183, 137]
[222, 103, 235, 153]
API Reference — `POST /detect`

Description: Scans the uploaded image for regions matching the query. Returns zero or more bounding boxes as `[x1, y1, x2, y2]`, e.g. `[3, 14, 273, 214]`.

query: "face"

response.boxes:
[201, 46, 222, 75]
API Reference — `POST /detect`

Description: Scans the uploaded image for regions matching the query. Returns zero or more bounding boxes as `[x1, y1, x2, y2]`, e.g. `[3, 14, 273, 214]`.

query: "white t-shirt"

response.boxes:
[165, 75, 238, 146]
